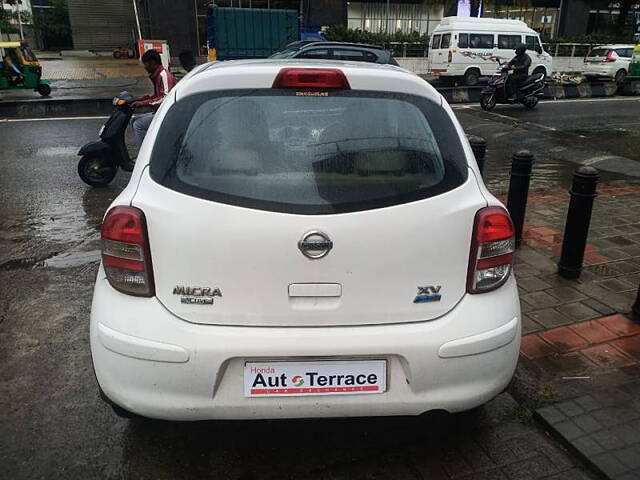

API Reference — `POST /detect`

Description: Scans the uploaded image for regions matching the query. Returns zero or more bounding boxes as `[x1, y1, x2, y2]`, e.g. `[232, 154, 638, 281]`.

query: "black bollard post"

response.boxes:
[468, 135, 487, 174]
[632, 284, 640, 321]
[558, 166, 599, 279]
[506, 150, 534, 247]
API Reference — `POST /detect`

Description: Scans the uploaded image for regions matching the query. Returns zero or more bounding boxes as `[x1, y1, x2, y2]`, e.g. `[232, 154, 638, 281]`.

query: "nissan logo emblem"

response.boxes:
[298, 231, 333, 259]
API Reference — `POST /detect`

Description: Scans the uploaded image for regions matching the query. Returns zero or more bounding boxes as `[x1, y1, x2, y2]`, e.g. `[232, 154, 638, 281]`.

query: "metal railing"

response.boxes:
[383, 42, 428, 58]
[542, 43, 592, 57]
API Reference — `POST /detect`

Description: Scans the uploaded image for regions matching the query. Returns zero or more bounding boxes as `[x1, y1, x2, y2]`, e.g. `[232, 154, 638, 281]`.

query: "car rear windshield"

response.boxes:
[269, 48, 299, 59]
[150, 90, 468, 214]
[587, 48, 610, 58]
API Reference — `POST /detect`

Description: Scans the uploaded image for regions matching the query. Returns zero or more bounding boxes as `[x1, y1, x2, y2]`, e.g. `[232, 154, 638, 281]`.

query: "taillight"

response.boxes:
[467, 207, 515, 294]
[448, 50, 452, 63]
[273, 68, 350, 89]
[101, 206, 155, 297]
[606, 50, 616, 62]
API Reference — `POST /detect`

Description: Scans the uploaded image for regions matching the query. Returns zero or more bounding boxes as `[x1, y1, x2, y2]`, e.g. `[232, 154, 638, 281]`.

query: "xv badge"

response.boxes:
[414, 285, 442, 304]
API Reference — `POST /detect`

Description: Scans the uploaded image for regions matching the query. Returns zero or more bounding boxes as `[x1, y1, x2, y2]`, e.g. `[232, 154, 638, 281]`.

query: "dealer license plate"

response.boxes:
[244, 360, 387, 398]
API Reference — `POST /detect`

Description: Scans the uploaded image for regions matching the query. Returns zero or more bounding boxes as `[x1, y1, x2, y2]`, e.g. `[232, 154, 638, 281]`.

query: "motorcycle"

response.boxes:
[77, 92, 136, 187]
[480, 62, 545, 111]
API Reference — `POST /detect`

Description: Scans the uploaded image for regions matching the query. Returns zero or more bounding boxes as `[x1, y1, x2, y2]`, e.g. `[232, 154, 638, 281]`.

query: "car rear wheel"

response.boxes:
[480, 93, 497, 111]
[614, 69, 627, 84]
[464, 69, 480, 86]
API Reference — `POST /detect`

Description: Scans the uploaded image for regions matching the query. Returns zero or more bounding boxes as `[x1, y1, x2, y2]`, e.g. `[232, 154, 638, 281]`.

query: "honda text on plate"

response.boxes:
[90, 59, 521, 420]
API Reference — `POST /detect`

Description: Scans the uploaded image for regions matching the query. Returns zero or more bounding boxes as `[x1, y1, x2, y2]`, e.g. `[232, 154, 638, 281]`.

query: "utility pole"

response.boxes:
[0, 0, 4, 42]
[555, 0, 564, 38]
[16, 0, 24, 40]
[132, 0, 142, 40]
[193, 0, 200, 54]
[386, 0, 390, 33]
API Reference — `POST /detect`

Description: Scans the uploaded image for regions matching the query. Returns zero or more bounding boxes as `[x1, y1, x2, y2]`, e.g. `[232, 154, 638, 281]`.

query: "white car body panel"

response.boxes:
[429, 16, 553, 78]
[582, 44, 633, 79]
[91, 60, 520, 420]
[91, 266, 520, 420]
[133, 171, 484, 327]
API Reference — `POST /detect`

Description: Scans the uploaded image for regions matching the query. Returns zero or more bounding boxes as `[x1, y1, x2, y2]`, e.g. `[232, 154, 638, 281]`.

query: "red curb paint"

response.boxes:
[533, 352, 598, 374]
[597, 315, 640, 337]
[584, 252, 612, 266]
[610, 336, 640, 361]
[540, 327, 590, 353]
[520, 335, 558, 360]
[580, 343, 636, 368]
[529, 226, 559, 237]
[569, 320, 618, 345]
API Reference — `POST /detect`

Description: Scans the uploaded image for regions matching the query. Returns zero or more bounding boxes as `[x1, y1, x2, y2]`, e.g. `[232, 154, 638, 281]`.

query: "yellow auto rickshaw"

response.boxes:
[0, 41, 51, 96]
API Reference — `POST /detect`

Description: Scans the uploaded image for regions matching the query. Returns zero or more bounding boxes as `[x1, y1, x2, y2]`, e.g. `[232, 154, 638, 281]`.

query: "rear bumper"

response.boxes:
[583, 68, 617, 78]
[91, 271, 521, 420]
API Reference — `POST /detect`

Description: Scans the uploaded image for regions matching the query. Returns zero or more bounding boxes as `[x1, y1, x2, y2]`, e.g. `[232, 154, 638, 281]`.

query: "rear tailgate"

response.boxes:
[585, 48, 611, 63]
[134, 76, 483, 327]
[133, 173, 484, 327]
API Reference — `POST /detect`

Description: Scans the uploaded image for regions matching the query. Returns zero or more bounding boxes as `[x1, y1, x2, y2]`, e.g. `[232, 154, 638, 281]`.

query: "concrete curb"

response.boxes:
[1, 80, 639, 119]
[619, 79, 640, 96]
[0, 98, 114, 119]
[437, 81, 632, 104]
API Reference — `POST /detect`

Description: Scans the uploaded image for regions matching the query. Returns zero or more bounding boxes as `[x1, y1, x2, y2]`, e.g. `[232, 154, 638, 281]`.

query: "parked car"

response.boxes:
[270, 41, 399, 65]
[91, 59, 521, 421]
[582, 45, 634, 83]
[429, 16, 553, 86]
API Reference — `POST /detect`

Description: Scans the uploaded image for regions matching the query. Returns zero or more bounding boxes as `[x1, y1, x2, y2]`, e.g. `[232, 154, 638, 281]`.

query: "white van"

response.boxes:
[429, 17, 553, 86]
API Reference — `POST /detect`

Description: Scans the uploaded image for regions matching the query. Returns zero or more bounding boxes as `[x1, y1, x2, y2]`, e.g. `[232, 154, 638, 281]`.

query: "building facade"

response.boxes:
[66, 0, 136, 50]
[347, 0, 444, 35]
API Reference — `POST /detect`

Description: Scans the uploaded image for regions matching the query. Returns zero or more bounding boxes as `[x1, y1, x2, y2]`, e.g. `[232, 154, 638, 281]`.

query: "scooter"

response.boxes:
[480, 62, 545, 111]
[77, 92, 136, 187]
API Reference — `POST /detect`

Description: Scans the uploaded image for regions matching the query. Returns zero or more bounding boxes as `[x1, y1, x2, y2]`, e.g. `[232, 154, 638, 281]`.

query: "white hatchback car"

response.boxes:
[583, 45, 634, 83]
[90, 60, 521, 420]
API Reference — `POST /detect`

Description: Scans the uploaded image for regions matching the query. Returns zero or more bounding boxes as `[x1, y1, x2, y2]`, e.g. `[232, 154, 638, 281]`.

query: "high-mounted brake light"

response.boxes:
[101, 206, 155, 297]
[272, 68, 350, 89]
[467, 207, 515, 294]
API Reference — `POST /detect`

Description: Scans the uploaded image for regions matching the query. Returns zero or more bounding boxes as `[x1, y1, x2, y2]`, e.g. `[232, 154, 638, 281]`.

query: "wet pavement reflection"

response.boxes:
[2, 98, 637, 478]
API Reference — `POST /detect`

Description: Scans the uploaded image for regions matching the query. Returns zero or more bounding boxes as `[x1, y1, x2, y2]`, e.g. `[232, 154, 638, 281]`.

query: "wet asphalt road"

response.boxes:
[2, 97, 638, 479]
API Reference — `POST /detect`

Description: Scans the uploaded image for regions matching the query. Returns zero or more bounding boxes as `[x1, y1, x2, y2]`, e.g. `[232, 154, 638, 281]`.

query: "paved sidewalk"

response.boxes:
[40, 57, 146, 80]
[506, 182, 640, 335]
[506, 180, 640, 480]
[0, 78, 150, 106]
[522, 314, 640, 479]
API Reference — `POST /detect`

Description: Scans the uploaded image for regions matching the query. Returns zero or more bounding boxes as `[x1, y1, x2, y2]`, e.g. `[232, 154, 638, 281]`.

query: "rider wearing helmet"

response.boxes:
[507, 43, 531, 100]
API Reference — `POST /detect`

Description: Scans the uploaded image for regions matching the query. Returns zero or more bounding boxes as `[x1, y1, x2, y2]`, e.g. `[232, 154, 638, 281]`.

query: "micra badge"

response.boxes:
[173, 286, 222, 305]
[414, 286, 442, 303]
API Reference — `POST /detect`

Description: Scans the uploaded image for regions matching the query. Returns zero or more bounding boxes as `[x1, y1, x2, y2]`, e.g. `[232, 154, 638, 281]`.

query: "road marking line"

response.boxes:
[491, 131, 511, 138]
[478, 110, 559, 132]
[0, 116, 109, 123]
[582, 155, 620, 166]
[452, 96, 640, 110]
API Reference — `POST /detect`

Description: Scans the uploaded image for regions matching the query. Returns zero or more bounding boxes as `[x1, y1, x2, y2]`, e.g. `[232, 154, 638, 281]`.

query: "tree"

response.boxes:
[616, 0, 632, 32]
[32, 0, 71, 39]
[0, 8, 18, 34]
[32, 0, 72, 48]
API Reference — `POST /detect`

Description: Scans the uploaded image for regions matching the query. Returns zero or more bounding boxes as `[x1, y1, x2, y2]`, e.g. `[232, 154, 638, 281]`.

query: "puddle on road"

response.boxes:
[44, 249, 101, 268]
[562, 127, 640, 162]
[35, 145, 80, 156]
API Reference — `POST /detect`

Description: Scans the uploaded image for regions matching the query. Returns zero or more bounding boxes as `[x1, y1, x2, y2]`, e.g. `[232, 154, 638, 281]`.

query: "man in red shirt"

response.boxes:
[131, 49, 176, 145]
